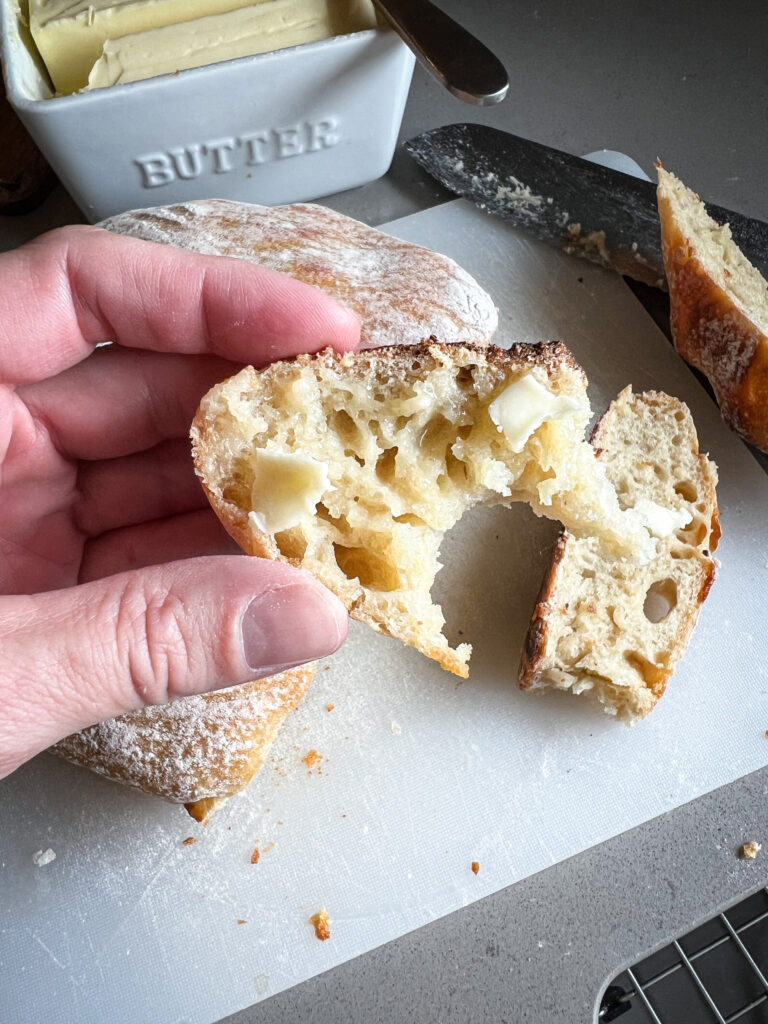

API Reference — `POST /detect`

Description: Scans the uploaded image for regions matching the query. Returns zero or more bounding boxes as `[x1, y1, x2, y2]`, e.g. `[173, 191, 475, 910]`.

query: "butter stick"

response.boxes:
[86, 0, 378, 89]
[29, 0, 271, 94]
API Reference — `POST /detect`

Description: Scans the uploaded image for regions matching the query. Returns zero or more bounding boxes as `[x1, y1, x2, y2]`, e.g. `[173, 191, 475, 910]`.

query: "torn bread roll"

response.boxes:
[519, 387, 719, 721]
[657, 164, 768, 452]
[192, 341, 658, 679]
[99, 199, 498, 350]
[54, 665, 314, 824]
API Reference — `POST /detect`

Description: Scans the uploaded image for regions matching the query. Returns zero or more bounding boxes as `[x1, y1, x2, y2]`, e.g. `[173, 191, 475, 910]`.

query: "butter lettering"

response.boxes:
[307, 118, 339, 151]
[239, 131, 270, 165]
[204, 137, 236, 173]
[274, 125, 303, 159]
[134, 152, 175, 187]
[134, 118, 343, 188]
[170, 145, 204, 179]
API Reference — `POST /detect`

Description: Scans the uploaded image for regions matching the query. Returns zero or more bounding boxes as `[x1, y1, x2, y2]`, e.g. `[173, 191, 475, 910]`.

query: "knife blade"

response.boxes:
[405, 123, 768, 288]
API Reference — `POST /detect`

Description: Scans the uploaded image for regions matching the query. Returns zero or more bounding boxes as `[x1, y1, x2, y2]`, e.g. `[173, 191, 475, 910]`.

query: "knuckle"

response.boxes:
[115, 577, 203, 706]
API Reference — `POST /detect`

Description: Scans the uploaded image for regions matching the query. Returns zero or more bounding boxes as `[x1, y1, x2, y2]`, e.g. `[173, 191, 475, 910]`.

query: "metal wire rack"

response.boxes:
[599, 889, 768, 1023]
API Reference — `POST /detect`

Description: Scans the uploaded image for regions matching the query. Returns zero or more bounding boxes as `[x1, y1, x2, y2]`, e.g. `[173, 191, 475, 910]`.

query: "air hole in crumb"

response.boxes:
[674, 479, 698, 503]
[456, 366, 474, 389]
[275, 529, 307, 560]
[643, 578, 678, 623]
[418, 414, 453, 456]
[394, 513, 426, 527]
[375, 447, 398, 484]
[678, 516, 707, 546]
[624, 651, 668, 693]
[332, 408, 360, 444]
[333, 543, 400, 591]
[445, 448, 468, 485]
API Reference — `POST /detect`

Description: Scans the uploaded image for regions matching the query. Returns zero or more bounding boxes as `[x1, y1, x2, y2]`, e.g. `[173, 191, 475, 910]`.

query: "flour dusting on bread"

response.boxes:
[100, 199, 499, 351]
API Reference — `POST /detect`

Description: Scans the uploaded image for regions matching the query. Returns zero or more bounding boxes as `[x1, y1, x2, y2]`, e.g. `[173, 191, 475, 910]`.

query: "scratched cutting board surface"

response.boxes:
[3, 200, 768, 1024]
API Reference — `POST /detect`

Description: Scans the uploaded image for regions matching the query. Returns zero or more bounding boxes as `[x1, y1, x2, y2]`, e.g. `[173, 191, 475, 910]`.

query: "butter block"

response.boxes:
[87, 0, 378, 89]
[29, 0, 270, 94]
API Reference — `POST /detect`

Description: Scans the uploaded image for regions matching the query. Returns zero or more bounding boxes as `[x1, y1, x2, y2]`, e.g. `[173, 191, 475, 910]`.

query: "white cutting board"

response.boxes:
[3, 200, 768, 1024]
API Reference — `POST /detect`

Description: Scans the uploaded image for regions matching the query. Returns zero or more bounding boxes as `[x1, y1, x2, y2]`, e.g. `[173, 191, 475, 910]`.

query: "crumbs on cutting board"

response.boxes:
[309, 908, 331, 941]
[250, 847, 260, 865]
[740, 841, 762, 860]
[182, 836, 197, 846]
[326, 703, 334, 712]
[303, 749, 323, 773]
[471, 861, 480, 875]
[32, 848, 56, 867]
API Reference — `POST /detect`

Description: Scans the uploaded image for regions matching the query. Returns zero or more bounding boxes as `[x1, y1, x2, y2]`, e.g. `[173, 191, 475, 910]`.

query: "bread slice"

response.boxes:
[192, 341, 658, 679]
[99, 199, 499, 351]
[519, 387, 719, 721]
[657, 164, 768, 452]
[53, 665, 314, 823]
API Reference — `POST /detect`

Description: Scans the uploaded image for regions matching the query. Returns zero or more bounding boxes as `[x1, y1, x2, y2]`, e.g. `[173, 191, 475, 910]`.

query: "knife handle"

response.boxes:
[372, 0, 509, 106]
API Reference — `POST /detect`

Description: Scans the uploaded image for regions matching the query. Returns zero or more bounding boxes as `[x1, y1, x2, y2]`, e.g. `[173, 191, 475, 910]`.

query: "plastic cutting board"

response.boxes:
[2, 199, 768, 1024]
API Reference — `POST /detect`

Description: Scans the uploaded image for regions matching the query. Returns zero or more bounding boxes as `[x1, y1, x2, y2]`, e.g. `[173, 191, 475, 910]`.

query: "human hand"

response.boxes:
[0, 225, 359, 779]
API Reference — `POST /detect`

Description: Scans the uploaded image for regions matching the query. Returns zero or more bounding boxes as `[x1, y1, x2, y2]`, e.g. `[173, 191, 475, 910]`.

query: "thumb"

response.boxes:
[0, 556, 347, 780]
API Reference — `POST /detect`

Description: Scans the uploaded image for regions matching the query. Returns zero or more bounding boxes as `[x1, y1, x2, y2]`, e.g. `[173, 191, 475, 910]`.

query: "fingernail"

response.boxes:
[241, 583, 347, 674]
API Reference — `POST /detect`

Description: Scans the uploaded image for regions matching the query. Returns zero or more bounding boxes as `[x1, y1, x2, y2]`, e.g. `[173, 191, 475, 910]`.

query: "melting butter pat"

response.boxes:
[633, 497, 691, 538]
[87, 0, 378, 89]
[488, 374, 588, 452]
[247, 450, 331, 535]
[30, 0, 265, 94]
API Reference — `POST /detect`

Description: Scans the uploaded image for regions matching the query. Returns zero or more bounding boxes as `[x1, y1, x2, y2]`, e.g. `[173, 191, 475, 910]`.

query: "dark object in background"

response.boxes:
[0, 76, 57, 214]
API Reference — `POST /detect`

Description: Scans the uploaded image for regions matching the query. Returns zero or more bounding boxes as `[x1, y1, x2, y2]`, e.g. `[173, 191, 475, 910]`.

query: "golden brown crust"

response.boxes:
[99, 199, 499, 351]
[53, 665, 315, 811]
[518, 532, 567, 691]
[657, 165, 768, 452]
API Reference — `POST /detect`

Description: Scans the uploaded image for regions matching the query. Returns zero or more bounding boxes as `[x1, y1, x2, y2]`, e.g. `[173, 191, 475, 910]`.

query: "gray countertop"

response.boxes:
[3, 1, 768, 1021]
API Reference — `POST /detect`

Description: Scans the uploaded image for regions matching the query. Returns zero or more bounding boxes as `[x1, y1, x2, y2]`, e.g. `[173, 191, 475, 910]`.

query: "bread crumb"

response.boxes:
[237, 919, 247, 925]
[391, 721, 402, 735]
[471, 861, 480, 875]
[251, 846, 260, 865]
[740, 841, 761, 860]
[309, 908, 331, 941]
[303, 749, 323, 772]
[764, 730, 768, 740]
[326, 704, 334, 712]
[32, 848, 56, 867]
[182, 836, 196, 846]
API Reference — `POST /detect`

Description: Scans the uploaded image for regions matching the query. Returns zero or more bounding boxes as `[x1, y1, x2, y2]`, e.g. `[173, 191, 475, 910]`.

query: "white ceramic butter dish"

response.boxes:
[0, 0, 415, 221]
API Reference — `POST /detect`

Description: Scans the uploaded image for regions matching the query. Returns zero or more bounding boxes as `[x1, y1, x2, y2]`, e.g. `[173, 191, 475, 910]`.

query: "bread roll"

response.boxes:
[54, 665, 314, 822]
[192, 340, 658, 679]
[99, 199, 499, 351]
[657, 164, 768, 452]
[519, 387, 719, 721]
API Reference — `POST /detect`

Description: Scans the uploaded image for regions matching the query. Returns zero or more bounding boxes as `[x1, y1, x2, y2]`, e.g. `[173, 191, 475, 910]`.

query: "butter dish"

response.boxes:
[0, 0, 415, 221]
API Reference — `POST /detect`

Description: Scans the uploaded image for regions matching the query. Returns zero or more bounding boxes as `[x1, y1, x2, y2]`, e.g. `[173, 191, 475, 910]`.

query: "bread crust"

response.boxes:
[657, 164, 768, 452]
[99, 199, 499, 351]
[53, 665, 315, 814]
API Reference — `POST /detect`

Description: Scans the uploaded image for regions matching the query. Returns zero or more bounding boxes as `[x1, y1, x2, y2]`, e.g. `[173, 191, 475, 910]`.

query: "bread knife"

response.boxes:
[405, 123, 768, 288]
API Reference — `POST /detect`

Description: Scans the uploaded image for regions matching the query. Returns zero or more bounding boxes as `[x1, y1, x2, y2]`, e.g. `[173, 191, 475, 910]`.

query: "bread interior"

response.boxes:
[193, 343, 655, 677]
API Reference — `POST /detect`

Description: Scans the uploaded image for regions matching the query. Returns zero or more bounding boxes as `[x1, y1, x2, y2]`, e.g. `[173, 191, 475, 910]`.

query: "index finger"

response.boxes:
[0, 224, 360, 386]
